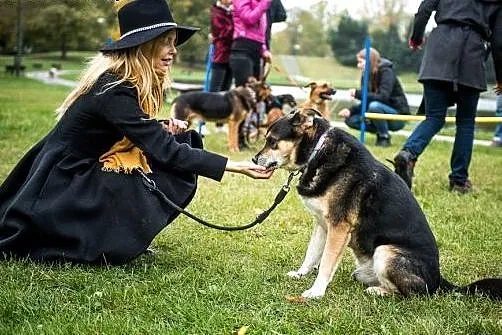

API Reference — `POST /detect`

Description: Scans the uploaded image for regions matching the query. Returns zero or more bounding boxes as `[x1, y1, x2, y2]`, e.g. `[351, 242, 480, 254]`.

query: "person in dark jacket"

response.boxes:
[265, 0, 287, 50]
[393, 0, 502, 193]
[0, 0, 273, 265]
[209, 0, 234, 92]
[338, 47, 410, 147]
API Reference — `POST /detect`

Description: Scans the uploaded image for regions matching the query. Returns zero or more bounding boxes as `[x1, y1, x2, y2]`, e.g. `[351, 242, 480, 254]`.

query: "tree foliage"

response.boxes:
[0, 0, 210, 62]
[329, 12, 369, 66]
[169, 0, 212, 64]
[282, 9, 328, 56]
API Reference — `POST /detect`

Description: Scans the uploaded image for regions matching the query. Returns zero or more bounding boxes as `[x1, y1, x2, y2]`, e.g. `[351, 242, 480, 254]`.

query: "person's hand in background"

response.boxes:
[338, 108, 351, 119]
[408, 38, 424, 50]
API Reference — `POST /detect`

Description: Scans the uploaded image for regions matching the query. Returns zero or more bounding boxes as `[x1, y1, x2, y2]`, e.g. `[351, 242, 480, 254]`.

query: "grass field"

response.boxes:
[0, 73, 502, 334]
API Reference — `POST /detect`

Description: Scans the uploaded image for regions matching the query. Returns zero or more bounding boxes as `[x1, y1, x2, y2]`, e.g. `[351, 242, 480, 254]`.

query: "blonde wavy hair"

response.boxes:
[56, 33, 172, 120]
[357, 47, 381, 93]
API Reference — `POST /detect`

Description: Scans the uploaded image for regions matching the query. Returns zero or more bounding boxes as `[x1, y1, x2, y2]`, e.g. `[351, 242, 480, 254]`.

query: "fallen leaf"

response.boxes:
[235, 325, 248, 335]
[285, 295, 308, 303]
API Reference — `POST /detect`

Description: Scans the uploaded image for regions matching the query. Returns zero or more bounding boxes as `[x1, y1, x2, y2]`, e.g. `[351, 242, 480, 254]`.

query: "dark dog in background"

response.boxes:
[253, 108, 501, 299]
[263, 92, 297, 127]
[171, 86, 256, 152]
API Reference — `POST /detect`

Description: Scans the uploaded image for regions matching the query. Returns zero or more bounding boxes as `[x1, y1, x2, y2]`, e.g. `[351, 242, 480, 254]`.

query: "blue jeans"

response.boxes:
[403, 81, 480, 184]
[494, 95, 502, 139]
[345, 101, 405, 136]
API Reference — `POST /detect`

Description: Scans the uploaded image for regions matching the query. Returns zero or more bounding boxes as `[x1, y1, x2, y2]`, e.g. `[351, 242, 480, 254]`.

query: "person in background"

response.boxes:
[265, 0, 286, 51]
[491, 95, 502, 147]
[229, 0, 272, 148]
[0, 0, 273, 265]
[393, 0, 502, 193]
[338, 47, 409, 147]
[209, 0, 234, 93]
[229, 0, 272, 87]
[209, 0, 234, 133]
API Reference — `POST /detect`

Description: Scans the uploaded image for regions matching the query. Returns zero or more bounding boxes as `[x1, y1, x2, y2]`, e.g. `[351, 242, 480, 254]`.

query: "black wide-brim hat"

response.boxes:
[100, 0, 199, 52]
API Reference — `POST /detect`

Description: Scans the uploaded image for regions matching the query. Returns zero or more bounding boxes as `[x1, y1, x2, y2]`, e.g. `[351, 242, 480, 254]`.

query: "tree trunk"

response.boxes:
[61, 33, 67, 60]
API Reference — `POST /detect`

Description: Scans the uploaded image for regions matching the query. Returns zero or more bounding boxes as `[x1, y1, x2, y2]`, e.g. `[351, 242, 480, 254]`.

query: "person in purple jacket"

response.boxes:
[229, 0, 272, 87]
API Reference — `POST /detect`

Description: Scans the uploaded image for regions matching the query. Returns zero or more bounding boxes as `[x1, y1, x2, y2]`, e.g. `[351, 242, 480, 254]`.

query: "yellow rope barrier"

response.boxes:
[364, 113, 502, 123]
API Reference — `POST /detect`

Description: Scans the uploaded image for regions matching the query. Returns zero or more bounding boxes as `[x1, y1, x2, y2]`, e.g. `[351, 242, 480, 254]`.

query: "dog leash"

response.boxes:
[138, 169, 301, 231]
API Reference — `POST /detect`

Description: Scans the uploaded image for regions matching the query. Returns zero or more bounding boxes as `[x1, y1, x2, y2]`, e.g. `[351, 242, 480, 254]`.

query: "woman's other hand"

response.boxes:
[162, 118, 188, 134]
[225, 160, 275, 179]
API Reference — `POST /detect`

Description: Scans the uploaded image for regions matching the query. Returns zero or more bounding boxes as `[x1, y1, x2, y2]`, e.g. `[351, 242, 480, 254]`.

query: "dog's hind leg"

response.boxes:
[287, 222, 326, 279]
[351, 253, 379, 287]
[301, 221, 352, 299]
[366, 245, 434, 297]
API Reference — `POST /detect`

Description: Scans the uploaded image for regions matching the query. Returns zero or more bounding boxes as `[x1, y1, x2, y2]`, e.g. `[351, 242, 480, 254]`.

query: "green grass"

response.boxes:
[1, 74, 502, 335]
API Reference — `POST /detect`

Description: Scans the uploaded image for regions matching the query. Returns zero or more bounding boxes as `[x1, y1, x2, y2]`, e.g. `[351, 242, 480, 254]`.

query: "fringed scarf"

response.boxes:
[99, 136, 152, 174]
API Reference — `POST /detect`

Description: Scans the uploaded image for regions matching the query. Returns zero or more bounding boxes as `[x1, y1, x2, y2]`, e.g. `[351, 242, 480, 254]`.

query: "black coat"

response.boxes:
[412, 0, 502, 90]
[0, 73, 228, 265]
[265, 0, 287, 49]
[352, 58, 410, 115]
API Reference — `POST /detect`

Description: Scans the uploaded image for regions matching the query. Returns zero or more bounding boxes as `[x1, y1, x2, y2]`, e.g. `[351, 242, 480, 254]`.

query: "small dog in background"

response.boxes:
[263, 91, 297, 127]
[170, 86, 256, 152]
[301, 82, 336, 119]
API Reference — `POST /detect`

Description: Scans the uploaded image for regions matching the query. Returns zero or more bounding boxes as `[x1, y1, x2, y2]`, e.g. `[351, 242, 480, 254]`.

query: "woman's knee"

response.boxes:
[368, 101, 385, 113]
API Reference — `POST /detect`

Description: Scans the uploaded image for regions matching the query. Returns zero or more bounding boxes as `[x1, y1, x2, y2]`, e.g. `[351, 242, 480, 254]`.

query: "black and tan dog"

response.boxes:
[301, 82, 336, 120]
[253, 108, 501, 299]
[171, 86, 256, 152]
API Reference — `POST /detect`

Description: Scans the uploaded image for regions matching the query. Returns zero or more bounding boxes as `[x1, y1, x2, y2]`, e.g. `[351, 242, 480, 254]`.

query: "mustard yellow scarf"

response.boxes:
[99, 136, 152, 174]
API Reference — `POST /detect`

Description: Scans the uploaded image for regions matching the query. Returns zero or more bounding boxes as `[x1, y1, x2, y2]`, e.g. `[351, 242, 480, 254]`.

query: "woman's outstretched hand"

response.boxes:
[225, 160, 275, 179]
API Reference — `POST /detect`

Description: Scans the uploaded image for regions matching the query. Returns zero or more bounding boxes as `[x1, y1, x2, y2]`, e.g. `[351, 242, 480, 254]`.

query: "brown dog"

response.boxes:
[301, 82, 336, 119]
[170, 86, 256, 152]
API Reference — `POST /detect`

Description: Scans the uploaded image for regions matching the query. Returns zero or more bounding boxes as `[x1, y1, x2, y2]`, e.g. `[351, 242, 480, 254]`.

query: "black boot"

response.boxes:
[393, 150, 416, 189]
[375, 134, 391, 147]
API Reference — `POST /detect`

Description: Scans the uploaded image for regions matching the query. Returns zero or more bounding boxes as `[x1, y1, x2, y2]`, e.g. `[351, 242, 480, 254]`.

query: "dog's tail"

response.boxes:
[440, 276, 502, 300]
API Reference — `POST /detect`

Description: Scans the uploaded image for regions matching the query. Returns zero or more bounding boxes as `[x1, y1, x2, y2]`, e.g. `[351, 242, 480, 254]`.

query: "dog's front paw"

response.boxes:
[287, 269, 309, 279]
[301, 287, 325, 299]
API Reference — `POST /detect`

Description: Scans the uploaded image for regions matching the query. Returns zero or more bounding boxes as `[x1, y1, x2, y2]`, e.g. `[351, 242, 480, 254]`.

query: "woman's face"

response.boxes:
[154, 30, 177, 73]
[356, 55, 366, 71]
[221, 0, 232, 6]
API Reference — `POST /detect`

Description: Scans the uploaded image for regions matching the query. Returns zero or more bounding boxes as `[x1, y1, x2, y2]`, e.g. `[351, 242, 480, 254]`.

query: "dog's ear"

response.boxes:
[289, 108, 320, 130]
[303, 82, 317, 88]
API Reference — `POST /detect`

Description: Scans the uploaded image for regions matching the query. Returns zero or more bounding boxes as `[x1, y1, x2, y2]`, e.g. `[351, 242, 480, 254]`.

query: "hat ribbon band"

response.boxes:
[120, 22, 178, 39]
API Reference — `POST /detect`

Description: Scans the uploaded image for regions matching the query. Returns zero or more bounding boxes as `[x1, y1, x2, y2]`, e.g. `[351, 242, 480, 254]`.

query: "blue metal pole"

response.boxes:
[359, 36, 371, 144]
[203, 43, 214, 92]
[199, 44, 215, 134]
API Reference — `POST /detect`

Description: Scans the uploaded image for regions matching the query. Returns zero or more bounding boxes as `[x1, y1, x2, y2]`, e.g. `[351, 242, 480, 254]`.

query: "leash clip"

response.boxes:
[138, 170, 157, 191]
